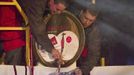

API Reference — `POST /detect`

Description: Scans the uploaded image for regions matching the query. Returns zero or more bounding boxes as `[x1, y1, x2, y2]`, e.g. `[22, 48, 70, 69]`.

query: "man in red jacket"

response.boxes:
[0, 3, 26, 65]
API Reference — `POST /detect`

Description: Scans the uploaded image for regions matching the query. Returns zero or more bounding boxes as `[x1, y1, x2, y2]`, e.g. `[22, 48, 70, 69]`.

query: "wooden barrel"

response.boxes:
[32, 11, 85, 67]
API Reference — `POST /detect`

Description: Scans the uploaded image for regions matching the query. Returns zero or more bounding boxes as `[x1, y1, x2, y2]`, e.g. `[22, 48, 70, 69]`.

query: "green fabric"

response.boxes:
[4, 46, 25, 65]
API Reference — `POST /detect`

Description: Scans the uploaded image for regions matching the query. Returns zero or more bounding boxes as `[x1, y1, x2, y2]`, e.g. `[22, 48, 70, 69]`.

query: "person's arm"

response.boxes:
[80, 26, 101, 75]
[17, 0, 54, 53]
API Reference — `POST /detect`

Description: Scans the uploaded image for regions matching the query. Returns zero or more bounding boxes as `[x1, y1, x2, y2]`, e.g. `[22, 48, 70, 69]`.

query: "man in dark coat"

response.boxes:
[78, 9, 101, 75]
[17, 0, 53, 52]
[17, 0, 72, 61]
[68, 4, 101, 75]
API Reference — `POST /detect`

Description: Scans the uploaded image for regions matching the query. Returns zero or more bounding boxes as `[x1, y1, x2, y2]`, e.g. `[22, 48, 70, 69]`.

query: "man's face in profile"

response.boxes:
[80, 11, 96, 28]
[49, 0, 66, 13]
[56, 2, 66, 12]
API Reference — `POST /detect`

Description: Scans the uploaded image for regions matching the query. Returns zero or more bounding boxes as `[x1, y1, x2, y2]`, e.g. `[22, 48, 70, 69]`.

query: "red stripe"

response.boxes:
[81, 47, 88, 57]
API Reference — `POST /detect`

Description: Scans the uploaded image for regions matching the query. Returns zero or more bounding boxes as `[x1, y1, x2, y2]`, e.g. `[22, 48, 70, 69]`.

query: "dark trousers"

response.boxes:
[0, 42, 26, 65]
[4, 46, 26, 65]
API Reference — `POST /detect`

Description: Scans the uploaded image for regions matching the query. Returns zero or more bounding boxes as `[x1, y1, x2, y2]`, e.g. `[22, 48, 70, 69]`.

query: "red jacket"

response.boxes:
[0, 5, 25, 51]
[0, 0, 12, 2]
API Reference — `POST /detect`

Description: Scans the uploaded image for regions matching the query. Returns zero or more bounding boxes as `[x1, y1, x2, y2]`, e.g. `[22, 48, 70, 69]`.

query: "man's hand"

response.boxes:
[74, 68, 82, 75]
[52, 48, 64, 65]
[52, 48, 61, 59]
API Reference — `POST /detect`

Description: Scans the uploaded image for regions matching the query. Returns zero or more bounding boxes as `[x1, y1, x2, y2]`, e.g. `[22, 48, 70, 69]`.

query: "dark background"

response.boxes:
[74, 0, 134, 65]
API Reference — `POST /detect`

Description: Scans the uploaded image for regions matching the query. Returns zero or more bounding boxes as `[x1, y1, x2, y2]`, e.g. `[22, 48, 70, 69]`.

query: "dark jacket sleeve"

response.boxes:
[17, 0, 54, 53]
[79, 25, 101, 75]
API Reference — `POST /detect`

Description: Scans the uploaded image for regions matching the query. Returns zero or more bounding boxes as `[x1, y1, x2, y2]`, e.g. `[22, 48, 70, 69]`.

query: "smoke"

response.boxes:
[74, 0, 134, 51]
